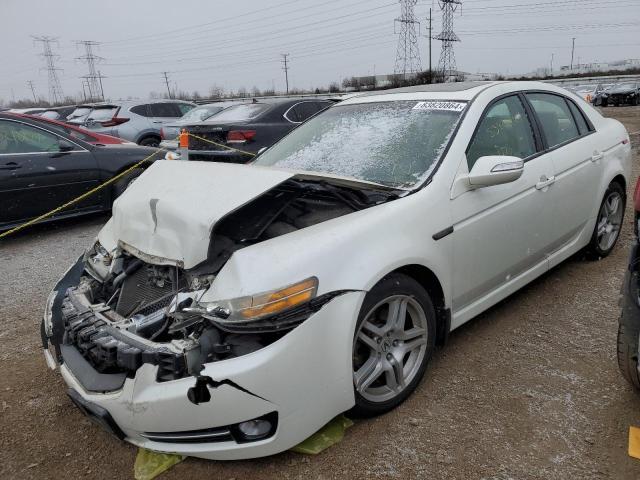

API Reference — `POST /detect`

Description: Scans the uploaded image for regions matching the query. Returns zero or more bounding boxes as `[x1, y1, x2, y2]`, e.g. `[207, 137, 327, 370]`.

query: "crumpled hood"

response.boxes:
[111, 161, 294, 269]
[609, 86, 637, 94]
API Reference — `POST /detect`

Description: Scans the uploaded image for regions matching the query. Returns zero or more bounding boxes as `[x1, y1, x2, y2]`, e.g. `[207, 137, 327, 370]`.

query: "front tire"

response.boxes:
[139, 136, 160, 147]
[350, 273, 436, 417]
[585, 182, 625, 259]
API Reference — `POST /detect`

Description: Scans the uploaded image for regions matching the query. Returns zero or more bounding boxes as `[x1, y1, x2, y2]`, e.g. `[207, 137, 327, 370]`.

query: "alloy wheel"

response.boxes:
[353, 295, 429, 403]
[596, 191, 623, 252]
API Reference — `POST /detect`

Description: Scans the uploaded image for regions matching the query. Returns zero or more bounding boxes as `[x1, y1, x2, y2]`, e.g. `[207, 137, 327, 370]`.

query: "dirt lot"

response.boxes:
[1, 107, 639, 480]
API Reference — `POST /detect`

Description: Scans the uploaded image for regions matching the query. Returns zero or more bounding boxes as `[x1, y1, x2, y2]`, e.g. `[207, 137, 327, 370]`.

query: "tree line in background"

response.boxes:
[3, 67, 639, 109]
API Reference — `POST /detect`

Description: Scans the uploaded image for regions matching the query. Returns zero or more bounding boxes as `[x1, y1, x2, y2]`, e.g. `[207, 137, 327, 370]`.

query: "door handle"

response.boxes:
[591, 152, 604, 162]
[0, 162, 21, 170]
[535, 175, 555, 190]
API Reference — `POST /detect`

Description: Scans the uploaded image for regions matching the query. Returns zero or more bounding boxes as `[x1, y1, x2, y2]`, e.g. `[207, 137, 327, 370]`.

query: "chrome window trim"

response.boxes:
[283, 101, 319, 124]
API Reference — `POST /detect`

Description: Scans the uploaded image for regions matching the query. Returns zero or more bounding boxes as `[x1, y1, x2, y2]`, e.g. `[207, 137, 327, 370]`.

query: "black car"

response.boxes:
[184, 98, 334, 163]
[618, 176, 640, 388]
[597, 83, 640, 107]
[0, 113, 160, 231]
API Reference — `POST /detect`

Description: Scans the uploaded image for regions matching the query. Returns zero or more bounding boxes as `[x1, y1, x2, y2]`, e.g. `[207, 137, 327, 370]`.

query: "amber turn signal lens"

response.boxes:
[240, 277, 318, 320]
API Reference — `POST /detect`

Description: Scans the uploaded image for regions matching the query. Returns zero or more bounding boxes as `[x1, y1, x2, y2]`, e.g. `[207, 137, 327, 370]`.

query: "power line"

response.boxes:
[32, 36, 65, 104]
[76, 40, 104, 101]
[394, 0, 422, 78]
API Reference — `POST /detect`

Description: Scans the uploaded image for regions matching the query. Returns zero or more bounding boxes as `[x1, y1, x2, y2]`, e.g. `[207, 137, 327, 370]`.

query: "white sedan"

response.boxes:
[42, 81, 631, 460]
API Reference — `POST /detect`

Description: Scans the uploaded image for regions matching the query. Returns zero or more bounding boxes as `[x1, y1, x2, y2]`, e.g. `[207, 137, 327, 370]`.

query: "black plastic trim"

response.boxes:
[432, 226, 454, 241]
[61, 344, 127, 392]
[67, 388, 126, 441]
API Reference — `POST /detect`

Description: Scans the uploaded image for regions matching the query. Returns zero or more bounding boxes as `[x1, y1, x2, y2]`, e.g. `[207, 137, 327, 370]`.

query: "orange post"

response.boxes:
[179, 129, 189, 148]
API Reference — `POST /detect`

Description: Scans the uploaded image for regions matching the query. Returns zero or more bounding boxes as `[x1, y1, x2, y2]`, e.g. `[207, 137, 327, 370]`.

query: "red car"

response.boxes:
[7, 113, 133, 145]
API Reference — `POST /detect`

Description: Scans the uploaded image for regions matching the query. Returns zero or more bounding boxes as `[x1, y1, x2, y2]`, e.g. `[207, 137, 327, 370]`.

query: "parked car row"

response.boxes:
[582, 82, 640, 107]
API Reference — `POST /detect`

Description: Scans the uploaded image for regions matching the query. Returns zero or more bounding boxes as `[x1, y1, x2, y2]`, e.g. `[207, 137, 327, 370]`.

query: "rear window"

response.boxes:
[207, 103, 270, 122]
[67, 107, 92, 119]
[87, 107, 118, 122]
[181, 105, 224, 122]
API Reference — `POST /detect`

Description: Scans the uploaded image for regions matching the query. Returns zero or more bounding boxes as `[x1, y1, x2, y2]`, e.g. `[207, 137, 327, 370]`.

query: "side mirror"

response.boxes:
[468, 155, 524, 188]
[58, 139, 76, 152]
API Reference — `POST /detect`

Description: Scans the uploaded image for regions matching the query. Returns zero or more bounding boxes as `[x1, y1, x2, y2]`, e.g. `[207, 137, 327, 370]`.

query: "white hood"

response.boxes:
[111, 161, 294, 269]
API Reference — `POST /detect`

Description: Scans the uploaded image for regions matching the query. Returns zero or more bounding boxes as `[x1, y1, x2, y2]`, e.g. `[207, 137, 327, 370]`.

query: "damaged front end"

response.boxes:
[43, 173, 399, 395]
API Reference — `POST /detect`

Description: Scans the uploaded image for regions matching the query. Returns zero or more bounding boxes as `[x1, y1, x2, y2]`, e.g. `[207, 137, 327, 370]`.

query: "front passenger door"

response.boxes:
[0, 119, 101, 226]
[450, 94, 555, 322]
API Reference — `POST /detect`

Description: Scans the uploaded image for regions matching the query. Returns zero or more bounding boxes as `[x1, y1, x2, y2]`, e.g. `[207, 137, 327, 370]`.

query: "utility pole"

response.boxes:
[162, 71, 172, 98]
[570, 37, 576, 70]
[394, 0, 421, 80]
[281, 54, 290, 94]
[76, 40, 103, 101]
[32, 36, 65, 104]
[27, 80, 37, 103]
[550, 53, 555, 74]
[435, 0, 462, 82]
[428, 7, 433, 83]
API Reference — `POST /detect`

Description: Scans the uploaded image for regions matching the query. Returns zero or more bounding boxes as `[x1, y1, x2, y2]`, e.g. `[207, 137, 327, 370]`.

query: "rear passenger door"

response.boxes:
[525, 93, 602, 261]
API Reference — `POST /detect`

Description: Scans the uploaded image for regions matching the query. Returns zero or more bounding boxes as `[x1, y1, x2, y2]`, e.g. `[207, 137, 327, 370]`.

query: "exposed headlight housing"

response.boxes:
[192, 277, 320, 332]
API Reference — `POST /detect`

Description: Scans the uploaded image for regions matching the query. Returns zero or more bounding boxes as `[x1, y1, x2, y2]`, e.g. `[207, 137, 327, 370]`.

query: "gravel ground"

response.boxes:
[1, 107, 639, 480]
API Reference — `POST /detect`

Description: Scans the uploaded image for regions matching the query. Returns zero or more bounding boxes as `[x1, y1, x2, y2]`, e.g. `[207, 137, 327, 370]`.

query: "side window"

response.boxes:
[176, 103, 194, 115]
[148, 103, 181, 118]
[0, 120, 60, 154]
[466, 95, 537, 170]
[566, 100, 590, 135]
[526, 93, 580, 148]
[130, 104, 149, 117]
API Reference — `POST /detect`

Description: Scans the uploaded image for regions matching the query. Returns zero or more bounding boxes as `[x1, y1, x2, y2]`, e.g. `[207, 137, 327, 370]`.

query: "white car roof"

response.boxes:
[340, 81, 571, 105]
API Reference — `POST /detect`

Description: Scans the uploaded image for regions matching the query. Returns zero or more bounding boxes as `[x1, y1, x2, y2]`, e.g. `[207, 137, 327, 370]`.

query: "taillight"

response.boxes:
[160, 127, 165, 139]
[100, 117, 129, 127]
[227, 130, 256, 144]
[634, 177, 640, 212]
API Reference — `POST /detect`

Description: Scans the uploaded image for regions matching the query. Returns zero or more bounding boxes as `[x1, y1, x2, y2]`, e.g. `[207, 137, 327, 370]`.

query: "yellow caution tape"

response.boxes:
[0, 131, 257, 240]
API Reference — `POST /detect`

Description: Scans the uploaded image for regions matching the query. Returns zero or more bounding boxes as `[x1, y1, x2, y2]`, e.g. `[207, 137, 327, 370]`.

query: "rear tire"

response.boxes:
[350, 273, 436, 418]
[112, 168, 143, 203]
[584, 181, 625, 259]
[618, 308, 640, 390]
[139, 136, 160, 147]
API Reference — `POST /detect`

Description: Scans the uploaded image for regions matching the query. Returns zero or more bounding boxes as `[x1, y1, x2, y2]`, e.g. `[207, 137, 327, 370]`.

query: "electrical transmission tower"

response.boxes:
[435, 0, 462, 81]
[26, 80, 37, 102]
[76, 40, 104, 101]
[32, 36, 65, 104]
[281, 54, 290, 94]
[394, 0, 421, 79]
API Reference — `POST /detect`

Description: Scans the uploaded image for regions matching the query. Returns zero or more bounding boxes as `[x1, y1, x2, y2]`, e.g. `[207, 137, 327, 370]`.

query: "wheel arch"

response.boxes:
[611, 173, 627, 193]
[386, 264, 450, 347]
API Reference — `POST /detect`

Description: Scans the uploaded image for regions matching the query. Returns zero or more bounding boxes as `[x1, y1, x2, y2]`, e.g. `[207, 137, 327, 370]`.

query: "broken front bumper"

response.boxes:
[42, 264, 364, 459]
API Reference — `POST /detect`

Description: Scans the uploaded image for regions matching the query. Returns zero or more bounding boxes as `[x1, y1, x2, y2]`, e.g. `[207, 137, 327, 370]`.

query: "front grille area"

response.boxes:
[61, 294, 187, 382]
[141, 427, 233, 444]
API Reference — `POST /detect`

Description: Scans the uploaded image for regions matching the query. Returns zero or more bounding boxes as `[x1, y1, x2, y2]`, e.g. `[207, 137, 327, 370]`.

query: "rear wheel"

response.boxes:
[584, 182, 625, 259]
[618, 307, 640, 390]
[350, 273, 436, 417]
[139, 136, 160, 147]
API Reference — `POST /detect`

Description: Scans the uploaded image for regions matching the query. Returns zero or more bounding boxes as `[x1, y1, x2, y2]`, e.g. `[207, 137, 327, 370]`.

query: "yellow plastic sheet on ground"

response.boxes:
[134, 448, 185, 480]
[291, 415, 354, 455]
[629, 426, 640, 459]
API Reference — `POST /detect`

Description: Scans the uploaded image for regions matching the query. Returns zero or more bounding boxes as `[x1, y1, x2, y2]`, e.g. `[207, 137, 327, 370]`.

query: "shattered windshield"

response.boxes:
[253, 100, 465, 188]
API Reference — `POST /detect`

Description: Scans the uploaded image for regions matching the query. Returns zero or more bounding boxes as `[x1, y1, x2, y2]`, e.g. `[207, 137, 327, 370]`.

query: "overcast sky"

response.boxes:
[1, 0, 639, 103]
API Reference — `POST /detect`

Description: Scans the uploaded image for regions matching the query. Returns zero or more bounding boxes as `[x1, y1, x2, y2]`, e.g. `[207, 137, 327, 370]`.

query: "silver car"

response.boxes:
[80, 100, 195, 146]
[159, 101, 245, 150]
